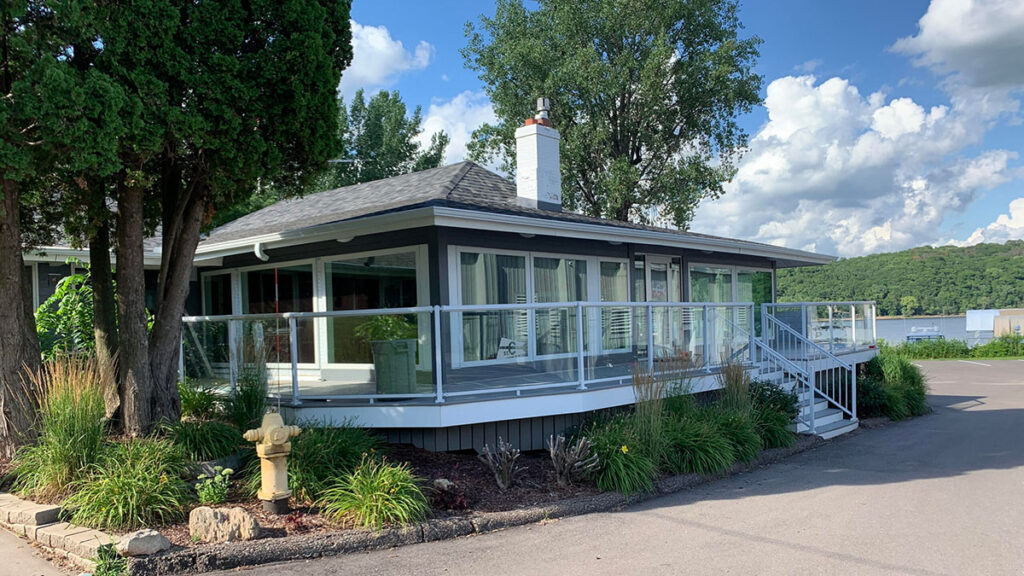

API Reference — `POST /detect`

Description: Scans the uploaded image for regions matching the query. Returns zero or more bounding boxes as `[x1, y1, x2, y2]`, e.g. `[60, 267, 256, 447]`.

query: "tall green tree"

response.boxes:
[321, 89, 449, 190]
[0, 0, 126, 454]
[103, 0, 354, 434]
[463, 0, 762, 227]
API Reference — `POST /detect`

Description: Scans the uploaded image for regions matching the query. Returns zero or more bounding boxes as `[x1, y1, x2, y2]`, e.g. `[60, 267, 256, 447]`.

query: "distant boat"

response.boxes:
[906, 325, 944, 342]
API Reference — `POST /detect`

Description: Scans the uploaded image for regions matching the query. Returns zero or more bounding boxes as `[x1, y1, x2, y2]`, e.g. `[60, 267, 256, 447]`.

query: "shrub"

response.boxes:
[749, 379, 799, 419]
[227, 345, 268, 431]
[478, 437, 522, 490]
[547, 434, 599, 488]
[244, 423, 381, 504]
[705, 408, 761, 464]
[66, 439, 191, 531]
[167, 420, 242, 462]
[662, 416, 734, 475]
[319, 455, 430, 529]
[10, 356, 107, 501]
[93, 543, 128, 576]
[856, 372, 888, 418]
[196, 466, 234, 505]
[429, 478, 469, 511]
[878, 349, 929, 418]
[753, 405, 796, 449]
[178, 378, 220, 420]
[971, 335, 1024, 358]
[586, 415, 656, 494]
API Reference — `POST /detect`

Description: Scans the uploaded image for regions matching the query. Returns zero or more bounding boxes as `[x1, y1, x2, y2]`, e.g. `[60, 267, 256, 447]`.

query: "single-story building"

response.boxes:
[29, 101, 877, 450]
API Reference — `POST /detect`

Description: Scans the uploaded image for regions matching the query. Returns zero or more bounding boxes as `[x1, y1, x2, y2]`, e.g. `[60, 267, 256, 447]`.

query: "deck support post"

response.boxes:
[289, 316, 300, 406]
[434, 306, 444, 403]
[576, 301, 586, 390]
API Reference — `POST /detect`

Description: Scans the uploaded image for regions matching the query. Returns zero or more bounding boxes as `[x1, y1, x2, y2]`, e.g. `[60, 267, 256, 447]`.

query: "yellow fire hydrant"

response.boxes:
[243, 412, 301, 514]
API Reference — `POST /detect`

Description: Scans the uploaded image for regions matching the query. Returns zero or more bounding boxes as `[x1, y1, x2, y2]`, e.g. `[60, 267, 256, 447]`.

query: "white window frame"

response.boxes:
[320, 245, 430, 371]
[448, 245, 629, 367]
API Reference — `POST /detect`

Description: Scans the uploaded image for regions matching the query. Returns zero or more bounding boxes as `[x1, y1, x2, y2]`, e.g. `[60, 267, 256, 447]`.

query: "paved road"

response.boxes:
[0, 528, 66, 576]
[219, 360, 1024, 575]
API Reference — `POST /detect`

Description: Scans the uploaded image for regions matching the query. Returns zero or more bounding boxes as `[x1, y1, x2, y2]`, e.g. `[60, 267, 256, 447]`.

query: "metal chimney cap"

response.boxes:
[535, 97, 551, 120]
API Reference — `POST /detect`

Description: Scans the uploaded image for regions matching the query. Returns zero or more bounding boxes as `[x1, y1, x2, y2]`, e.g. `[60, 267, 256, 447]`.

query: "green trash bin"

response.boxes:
[371, 339, 417, 394]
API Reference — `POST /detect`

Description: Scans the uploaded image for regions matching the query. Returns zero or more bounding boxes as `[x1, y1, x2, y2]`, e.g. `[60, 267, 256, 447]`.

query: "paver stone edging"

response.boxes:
[127, 435, 825, 576]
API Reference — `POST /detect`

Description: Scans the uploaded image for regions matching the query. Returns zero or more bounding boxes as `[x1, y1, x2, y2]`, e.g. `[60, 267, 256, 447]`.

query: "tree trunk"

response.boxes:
[89, 220, 120, 421]
[0, 179, 41, 458]
[115, 178, 152, 436]
[148, 166, 206, 425]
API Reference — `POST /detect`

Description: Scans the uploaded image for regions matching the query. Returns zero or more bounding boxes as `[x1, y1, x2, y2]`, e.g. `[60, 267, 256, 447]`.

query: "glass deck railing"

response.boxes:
[181, 301, 756, 405]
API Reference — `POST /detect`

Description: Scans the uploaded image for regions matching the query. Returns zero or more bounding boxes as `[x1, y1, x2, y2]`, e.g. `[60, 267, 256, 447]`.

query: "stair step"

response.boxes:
[812, 418, 859, 440]
[799, 399, 829, 417]
[795, 408, 844, 431]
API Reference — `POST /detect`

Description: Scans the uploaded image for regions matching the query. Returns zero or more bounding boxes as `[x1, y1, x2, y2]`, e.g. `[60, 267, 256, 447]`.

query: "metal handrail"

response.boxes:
[766, 315, 854, 370]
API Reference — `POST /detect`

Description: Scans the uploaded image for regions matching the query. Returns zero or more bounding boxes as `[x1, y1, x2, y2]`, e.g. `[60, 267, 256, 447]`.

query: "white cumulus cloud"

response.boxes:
[892, 0, 1024, 88]
[338, 21, 434, 96]
[690, 74, 1018, 257]
[949, 196, 1024, 246]
[417, 91, 497, 165]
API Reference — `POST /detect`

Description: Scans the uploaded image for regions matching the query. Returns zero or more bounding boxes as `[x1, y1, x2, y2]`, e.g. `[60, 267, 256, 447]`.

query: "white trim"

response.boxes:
[193, 205, 833, 266]
[285, 373, 724, 428]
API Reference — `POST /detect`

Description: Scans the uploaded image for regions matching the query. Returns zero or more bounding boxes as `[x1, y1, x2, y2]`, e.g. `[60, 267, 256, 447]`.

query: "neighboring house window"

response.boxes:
[241, 264, 316, 364]
[459, 252, 528, 362]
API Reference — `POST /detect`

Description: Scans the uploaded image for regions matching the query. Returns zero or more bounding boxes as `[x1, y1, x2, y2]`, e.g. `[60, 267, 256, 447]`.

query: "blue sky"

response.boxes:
[346, 0, 1024, 257]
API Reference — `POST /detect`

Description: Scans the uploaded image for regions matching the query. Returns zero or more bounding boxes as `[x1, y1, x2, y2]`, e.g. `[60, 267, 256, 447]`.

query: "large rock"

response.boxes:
[116, 528, 171, 557]
[189, 507, 261, 543]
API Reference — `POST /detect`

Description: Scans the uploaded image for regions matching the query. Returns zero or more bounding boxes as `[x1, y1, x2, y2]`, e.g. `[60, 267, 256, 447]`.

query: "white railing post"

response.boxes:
[852, 368, 858, 420]
[433, 306, 444, 403]
[646, 304, 655, 372]
[748, 304, 756, 364]
[827, 305, 834, 354]
[228, 319, 239, 394]
[851, 304, 857, 349]
[800, 305, 808, 341]
[872, 303, 878, 346]
[702, 306, 711, 371]
[288, 316, 300, 406]
[576, 302, 586, 390]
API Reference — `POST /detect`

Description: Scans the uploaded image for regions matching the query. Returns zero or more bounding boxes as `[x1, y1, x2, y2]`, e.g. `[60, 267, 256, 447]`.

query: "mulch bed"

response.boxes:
[158, 442, 595, 549]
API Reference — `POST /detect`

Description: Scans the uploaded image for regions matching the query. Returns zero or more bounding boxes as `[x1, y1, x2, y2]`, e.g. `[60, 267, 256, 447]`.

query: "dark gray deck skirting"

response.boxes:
[127, 434, 829, 576]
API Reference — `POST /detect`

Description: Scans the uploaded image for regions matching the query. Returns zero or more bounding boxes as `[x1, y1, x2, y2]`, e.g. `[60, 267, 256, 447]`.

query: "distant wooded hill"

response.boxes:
[776, 240, 1024, 317]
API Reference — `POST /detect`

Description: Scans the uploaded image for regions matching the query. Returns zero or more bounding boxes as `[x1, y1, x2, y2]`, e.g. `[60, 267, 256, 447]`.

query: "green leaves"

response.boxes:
[463, 0, 762, 227]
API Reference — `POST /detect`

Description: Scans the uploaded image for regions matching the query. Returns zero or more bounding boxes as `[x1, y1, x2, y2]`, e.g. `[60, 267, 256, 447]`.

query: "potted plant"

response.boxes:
[354, 315, 419, 394]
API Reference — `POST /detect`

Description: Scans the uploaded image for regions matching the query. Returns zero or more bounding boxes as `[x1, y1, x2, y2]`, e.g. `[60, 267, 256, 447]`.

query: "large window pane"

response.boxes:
[202, 274, 232, 316]
[326, 252, 418, 364]
[738, 270, 773, 336]
[690, 266, 733, 303]
[241, 265, 314, 364]
[600, 262, 630, 350]
[534, 257, 587, 356]
[460, 253, 527, 362]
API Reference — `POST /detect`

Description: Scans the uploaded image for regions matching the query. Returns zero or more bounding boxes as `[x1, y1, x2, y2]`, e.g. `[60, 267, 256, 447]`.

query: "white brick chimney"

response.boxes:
[515, 97, 562, 212]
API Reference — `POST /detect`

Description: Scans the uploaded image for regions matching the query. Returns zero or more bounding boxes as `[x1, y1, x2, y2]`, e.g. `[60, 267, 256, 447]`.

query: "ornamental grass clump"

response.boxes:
[167, 420, 243, 462]
[706, 407, 761, 464]
[752, 404, 796, 449]
[586, 415, 656, 494]
[630, 363, 669, 468]
[319, 455, 430, 530]
[66, 439, 191, 531]
[662, 416, 735, 476]
[10, 356, 107, 501]
[178, 378, 220, 420]
[243, 423, 381, 504]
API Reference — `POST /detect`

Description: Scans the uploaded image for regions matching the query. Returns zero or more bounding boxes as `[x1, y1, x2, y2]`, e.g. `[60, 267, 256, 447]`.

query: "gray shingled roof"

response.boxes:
[203, 162, 515, 245]
[199, 161, 814, 258]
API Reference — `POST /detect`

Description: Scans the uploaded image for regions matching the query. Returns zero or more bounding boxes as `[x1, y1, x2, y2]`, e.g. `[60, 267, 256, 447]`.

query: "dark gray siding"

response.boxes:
[382, 412, 588, 452]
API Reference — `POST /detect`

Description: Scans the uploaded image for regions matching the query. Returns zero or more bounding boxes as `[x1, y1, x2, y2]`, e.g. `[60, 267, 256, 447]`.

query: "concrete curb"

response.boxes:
[127, 435, 824, 576]
[0, 496, 115, 572]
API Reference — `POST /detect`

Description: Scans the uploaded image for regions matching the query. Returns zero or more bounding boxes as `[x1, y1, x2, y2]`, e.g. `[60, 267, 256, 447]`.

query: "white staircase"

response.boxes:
[748, 315, 859, 440]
